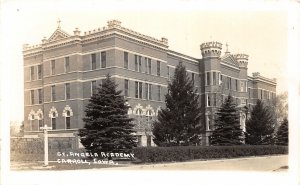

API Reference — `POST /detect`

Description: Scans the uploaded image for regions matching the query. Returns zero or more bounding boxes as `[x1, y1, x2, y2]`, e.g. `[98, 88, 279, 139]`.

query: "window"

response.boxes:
[235, 79, 238, 91]
[145, 110, 153, 122]
[30, 90, 34, 104]
[124, 52, 128, 69]
[91, 81, 96, 96]
[149, 84, 152, 100]
[135, 55, 138, 71]
[51, 85, 56, 101]
[213, 72, 216, 85]
[206, 72, 210, 85]
[248, 88, 251, 97]
[37, 65, 42, 79]
[147, 136, 151, 146]
[38, 89, 42, 104]
[226, 77, 230, 89]
[236, 98, 239, 105]
[135, 55, 142, 72]
[30, 66, 35, 80]
[51, 60, 55, 75]
[157, 85, 161, 101]
[261, 89, 263, 99]
[145, 57, 148, 73]
[240, 81, 244, 92]
[167, 66, 170, 80]
[207, 117, 210, 131]
[213, 93, 217, 106]
[157, 61, 161, 76]
[229, 78, 232, 90]
[207, 94, 211, 106]
[51, 116, 56, 130]
[101, 51, 106, 68]
[145, 83, 149, 100]
[124, 79, 129, 97]
[148, 58, 152, 74]
[145, 58, 152, 74]
[65, 57, 70, 73]
[38, 114, 43, 131]
[65, 83, 70, 100]
[138, 56, 142, 72]
[91, 53, 96, 70]
[135, 82, 138, 98]
[65, 111, 71, 129]
[135, 81, 143, 99]
[139, 82, 143, 99]
[29, 114, 34, 131]
[241, 98, 246, 105]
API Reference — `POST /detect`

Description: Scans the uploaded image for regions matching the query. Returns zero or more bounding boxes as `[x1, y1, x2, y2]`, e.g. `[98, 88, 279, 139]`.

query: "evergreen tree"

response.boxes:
[78, 75, 136, 154]
[245, 99, 275, 145]
[152, 63, 201, 146]
[275, 118, 288, 146]
[210, 95, 244, 146]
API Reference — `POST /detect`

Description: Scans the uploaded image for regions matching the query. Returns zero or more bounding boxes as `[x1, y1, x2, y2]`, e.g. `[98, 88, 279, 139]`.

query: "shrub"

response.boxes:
[133, 145, 287, 163]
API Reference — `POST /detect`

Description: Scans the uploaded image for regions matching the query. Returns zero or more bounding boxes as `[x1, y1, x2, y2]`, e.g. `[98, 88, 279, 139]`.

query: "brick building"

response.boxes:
[23, 20, 276, 146]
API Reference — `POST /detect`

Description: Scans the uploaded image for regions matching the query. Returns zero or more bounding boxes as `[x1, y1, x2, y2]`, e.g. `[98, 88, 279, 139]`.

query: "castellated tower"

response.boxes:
[199, 41, 222, 146]
[234, 54, 249, 79]
[234, 53, 249, 133]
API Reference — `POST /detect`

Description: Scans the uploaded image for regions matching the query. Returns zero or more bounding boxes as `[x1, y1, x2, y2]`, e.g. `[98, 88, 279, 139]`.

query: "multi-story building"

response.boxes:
[23, 20, 276, 146]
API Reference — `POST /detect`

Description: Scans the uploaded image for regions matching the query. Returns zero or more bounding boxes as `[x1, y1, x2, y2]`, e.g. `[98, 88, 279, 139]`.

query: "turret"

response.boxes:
[234, 54, 249, 68]
[107, 19, 122, 28]
[73, 28, 81, 36]
[200, 41, 222, 58]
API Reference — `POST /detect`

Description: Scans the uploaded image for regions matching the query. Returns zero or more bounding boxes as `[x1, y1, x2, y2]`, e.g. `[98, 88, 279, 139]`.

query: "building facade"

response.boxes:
[23, 20, 276, 146]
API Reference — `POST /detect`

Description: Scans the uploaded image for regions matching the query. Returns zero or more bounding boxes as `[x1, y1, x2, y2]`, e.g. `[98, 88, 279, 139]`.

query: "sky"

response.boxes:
[0, 0, 293, 123]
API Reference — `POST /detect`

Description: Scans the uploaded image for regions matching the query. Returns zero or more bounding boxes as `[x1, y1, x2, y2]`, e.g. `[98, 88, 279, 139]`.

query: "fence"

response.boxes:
[10, 136, 85, 161]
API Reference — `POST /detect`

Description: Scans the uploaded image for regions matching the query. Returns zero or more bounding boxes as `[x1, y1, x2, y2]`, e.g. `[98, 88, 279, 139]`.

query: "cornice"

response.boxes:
[23, 20, 169, 57]
[167, 50, 198, 63]
[248, 76, 277, 86]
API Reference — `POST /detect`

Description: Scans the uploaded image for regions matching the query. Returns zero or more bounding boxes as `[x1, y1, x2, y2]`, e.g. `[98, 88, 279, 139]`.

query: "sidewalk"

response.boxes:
[10, 154, 288, 171]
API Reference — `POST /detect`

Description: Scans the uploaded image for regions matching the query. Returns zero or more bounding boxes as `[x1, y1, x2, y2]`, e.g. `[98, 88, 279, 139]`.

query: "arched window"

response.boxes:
[135, 108, 143, 127]
[38, 113, 44, 131]
[28, 111, 36, 131]
[136, 108, 142, 116]
[207, 117, 211, 131]
[30, 114, 35, 131]
[52, 112, 57, 130]
[65, 110, 71, 129]
[145, 110, 153, 122]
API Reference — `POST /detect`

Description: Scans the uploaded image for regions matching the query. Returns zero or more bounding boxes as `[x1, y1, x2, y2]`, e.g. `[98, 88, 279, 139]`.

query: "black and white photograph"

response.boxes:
[0, 0, 300, 185]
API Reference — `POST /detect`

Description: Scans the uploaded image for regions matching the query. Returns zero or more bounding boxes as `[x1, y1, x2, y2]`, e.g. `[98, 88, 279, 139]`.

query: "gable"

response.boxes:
[221, 54, 239, 67]
[48, 28, 71, 42]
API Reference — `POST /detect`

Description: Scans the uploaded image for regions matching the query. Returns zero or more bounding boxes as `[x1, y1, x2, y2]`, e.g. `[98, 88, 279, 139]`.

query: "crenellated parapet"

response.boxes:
[251, 72, 277, 84]
[200, 41, 222, 58]
[23, 19, 169, 58]
[107, 19, 122, 28]
[82, 19, 168, 48]
[234, 53, 249, 68]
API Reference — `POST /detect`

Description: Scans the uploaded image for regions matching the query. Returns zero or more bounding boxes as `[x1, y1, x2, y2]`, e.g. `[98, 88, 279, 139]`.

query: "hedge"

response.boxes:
[10, 137, 85, 161]
[133, 145, 288, 163]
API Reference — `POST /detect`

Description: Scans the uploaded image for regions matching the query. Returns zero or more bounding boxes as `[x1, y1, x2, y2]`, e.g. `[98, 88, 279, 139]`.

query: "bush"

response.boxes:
[133, 145, 287, 163]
